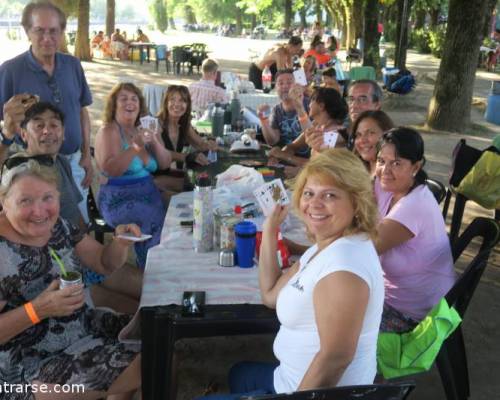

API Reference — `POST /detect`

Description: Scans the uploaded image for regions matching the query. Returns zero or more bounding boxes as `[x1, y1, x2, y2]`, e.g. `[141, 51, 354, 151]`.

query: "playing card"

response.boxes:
[253, 179, 290, 216]
[139, 116, 158, 132]
[323, 130, 339, 149]
[116, 233, 153, 242]
[293, 68, 308, 86]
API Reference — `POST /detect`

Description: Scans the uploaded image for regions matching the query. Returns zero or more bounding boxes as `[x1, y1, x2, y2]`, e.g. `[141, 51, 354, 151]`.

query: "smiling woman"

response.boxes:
[198, 150, 384, 399]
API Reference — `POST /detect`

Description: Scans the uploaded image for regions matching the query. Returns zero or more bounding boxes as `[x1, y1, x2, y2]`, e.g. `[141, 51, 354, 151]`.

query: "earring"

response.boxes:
[412, 172, 417, 177]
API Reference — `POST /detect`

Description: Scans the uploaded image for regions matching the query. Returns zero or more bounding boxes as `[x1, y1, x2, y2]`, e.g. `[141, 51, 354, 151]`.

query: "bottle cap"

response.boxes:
[196, 174, 211, 187]
[234, 205, 242, 215]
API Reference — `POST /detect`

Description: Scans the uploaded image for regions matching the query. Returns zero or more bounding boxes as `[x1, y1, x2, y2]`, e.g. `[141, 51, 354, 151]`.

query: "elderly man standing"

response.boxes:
[0, 1, 93, 222]
[189, 58, 228, 114]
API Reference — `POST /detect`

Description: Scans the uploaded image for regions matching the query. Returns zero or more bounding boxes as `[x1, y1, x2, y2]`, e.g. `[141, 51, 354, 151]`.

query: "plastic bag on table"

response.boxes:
[215, 164, 265, 202]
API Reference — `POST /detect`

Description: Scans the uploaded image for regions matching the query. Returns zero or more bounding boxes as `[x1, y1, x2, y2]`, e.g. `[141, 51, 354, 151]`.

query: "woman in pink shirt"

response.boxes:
[374, 127, 456, 332]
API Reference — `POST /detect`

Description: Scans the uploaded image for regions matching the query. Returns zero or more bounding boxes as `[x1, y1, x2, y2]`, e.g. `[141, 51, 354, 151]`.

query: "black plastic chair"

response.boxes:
[86, 184, 114, 244]
[435, 217, 500, 400]
[425, 177, 446, 204]
[249, 383, 415, 400]
[172, 45, 192, 74]
[189, 42, 208, 73]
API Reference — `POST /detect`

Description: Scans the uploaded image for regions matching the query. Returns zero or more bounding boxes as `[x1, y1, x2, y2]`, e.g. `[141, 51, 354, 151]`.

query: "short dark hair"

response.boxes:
[352, 110, 394, 141]
[21, 1, 67, 32]
[311, 87, 348, 124]
[378, 127, 428, 186]
[349, 79, 383, 103]
[322, 67, 336, 78]
[288, 36, 303, 46]
[275, 68, 294, 81]
[21, 102, 65, 128]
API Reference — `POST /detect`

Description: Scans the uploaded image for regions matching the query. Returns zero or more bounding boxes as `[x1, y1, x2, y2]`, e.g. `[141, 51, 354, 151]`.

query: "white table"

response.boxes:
[143, 84, 167, 116]
[239, 91, 280, 110]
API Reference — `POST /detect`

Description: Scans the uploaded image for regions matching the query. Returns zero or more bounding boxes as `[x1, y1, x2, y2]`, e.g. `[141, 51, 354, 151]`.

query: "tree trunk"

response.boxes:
[363, 0, 380, 70]
[299, 7, 307, 29]
[426, 0, 496, 132]
[169, 17, 176, 29]
[106, 0, 115, 37]
[325, 10, 332, 29]
[184, 5, 196, 24]
[352, 0, 363, 43]
[414, 8, 426, 29]
[235, 7, 242, 35]
[251, 14, 257, 30]
[284, 0, 293, 29]
[75, 0, 91, 61]
[429, 7, 439, 28]
[394, 0, 413, 70]
[315, 0, 322, 25]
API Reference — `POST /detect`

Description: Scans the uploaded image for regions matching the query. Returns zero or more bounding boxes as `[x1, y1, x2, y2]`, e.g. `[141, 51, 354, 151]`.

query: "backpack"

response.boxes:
[389, 73, 416, 94]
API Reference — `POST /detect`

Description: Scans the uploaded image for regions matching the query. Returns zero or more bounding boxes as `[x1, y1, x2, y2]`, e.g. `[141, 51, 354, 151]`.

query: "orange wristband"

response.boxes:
[24, 302, 40, 325]
[298, 114, 308, 124]
[259, 116, 269, 122]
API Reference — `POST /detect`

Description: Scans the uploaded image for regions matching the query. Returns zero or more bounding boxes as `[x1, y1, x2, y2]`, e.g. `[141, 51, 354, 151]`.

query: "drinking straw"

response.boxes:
[49, 247, 67, 277]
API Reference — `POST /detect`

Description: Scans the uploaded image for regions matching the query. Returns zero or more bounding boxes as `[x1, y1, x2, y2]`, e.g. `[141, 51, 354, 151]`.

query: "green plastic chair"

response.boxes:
[349, 66, 376, 81]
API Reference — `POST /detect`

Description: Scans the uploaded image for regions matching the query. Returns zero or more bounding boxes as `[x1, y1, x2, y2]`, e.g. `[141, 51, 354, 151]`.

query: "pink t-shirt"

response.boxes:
[374, 179, 456, 320]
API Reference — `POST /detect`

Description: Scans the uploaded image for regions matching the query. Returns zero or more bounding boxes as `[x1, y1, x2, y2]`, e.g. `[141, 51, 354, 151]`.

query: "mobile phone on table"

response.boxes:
[182, 291, 206, 317]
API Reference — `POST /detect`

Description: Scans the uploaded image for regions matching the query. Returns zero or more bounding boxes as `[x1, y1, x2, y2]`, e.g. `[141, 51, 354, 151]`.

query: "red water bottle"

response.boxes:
[277, 231, 290, 269]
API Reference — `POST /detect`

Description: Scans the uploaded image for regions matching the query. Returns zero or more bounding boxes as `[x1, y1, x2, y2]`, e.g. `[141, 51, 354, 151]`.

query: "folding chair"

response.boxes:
[189, 43, 209, 74]
[172, 46, 192, 74]
[250, 383, 415, 400]
[155, 44, 171, 73]
[425, 178, 446, 204]
[436, 217, 500, 400]
[348, 66, 376, 81]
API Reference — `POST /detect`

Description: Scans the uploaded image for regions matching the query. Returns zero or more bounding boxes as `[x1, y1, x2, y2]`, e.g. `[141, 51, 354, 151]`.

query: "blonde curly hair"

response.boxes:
[290, 148, 378, 239]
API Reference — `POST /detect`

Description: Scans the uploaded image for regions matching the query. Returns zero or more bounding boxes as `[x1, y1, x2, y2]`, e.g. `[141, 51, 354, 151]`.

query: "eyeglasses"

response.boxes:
[347, 95, 371, 105]
[48, 78, 62, 105]
[30, 27, 62, 38]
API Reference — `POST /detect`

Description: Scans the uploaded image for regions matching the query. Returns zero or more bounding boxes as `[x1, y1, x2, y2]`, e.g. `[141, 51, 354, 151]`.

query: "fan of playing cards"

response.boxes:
[253, 179, 290, 216]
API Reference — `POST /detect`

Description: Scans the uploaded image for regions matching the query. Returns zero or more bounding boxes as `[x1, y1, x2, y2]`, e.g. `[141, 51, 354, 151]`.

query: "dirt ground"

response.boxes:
[4, 31, 500, 399]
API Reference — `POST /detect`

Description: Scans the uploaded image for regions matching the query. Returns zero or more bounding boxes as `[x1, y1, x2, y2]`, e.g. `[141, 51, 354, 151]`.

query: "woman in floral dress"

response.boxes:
[0, 158, 141, 400]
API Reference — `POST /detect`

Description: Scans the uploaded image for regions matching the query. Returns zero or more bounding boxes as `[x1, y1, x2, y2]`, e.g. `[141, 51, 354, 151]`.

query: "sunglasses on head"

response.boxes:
[1, 154, 55, 177]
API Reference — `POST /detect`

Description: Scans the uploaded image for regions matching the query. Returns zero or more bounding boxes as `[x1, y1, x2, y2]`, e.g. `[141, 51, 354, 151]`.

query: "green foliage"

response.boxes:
[410, 28, 431, 54]
[149, 0, 168, 32]
[384, 20, 397, 43]
[428, 25, 446, 58]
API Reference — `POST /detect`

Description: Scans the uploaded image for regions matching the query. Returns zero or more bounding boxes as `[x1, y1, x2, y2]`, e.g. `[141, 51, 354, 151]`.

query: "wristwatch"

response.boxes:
[0, 128, 14, 146]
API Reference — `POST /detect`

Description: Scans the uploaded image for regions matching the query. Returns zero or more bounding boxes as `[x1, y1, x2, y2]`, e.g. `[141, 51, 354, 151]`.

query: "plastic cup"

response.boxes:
[234, 221, 257, 268]
[60, 271, 82, 290]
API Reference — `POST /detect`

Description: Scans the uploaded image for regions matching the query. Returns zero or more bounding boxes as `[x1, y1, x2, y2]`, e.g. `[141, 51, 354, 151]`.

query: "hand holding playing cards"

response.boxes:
[263, 204, 289, 234]
[131, 133, 146, 152]
[304, 125, 324, 152]
[288, 84, 304, 109]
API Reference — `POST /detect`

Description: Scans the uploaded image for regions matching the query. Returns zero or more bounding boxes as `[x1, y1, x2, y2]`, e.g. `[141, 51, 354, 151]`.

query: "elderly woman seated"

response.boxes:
[0, 158, 141, 399]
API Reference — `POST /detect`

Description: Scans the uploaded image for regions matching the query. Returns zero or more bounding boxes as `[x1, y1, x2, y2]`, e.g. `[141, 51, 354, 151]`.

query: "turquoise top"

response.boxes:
[113, 123, 158, 180]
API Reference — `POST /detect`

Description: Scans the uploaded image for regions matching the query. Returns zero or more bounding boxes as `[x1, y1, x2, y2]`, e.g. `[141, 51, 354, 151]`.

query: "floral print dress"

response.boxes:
[0, 218, 139, 400]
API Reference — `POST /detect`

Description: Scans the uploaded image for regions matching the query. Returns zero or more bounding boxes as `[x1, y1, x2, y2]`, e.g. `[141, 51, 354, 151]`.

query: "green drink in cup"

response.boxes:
[49, 248, 83, 289]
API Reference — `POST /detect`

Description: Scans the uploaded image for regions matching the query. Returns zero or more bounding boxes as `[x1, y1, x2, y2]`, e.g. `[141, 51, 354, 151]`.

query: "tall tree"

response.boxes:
[150, 0, 168, 32]
[284, 0, 293, 29]
[74, 0, 91, 60]
[394, 0, 414, 69]
[353, 0, 363, 42]
[363, 0, 380, 70]
[426, 0, 497, 132]
[105, 0, 115, 37]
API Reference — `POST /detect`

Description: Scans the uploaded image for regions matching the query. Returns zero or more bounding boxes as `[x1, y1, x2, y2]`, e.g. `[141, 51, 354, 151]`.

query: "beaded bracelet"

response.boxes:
[24, 302, 40, 325]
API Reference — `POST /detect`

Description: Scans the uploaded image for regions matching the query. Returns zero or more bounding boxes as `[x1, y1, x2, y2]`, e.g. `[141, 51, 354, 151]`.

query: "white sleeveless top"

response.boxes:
[273, 234, 384, 393]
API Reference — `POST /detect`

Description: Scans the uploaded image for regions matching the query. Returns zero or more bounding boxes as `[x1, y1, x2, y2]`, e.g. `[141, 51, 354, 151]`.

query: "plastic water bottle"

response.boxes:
[211, 103, 224, 137]
[193, 175, 213, 252]
[262, 66, 272, 93]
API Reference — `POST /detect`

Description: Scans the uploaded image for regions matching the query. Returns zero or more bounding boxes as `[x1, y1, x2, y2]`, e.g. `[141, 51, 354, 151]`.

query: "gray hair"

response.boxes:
[21, 1, 67, 33]
[349, 79, 383, 103]
[0, 158, 58, 199]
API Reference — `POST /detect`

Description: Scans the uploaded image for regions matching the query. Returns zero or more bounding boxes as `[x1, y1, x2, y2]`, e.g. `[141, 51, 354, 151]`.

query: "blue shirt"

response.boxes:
[0, 48, 92, 154]
[270, 97, 310, 151]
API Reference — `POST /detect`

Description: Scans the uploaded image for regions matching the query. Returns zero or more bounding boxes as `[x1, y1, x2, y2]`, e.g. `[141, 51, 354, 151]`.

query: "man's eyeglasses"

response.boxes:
[48, 78, 62, 105]
[1, 154, 55, 178]
[347, 95, 371, 105]
[30, 27, 62, 38]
